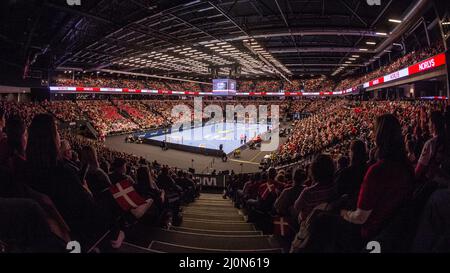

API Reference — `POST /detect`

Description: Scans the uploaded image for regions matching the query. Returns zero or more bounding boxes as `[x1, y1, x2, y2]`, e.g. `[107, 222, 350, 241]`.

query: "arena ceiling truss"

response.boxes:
[0, 0, 435, 80]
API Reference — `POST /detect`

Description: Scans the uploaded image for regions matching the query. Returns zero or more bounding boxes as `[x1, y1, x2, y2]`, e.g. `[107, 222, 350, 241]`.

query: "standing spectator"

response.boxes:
[25, 114, 111, 250]
[335, 140, 368, 204]
[341, 114, 414, 244]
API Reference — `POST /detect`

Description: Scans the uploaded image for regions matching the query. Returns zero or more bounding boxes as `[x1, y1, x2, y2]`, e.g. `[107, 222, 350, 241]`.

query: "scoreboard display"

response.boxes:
[212, 79, 237, 96]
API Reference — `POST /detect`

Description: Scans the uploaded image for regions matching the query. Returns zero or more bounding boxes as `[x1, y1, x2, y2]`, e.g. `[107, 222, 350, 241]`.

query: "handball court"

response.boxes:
[106, 123, 288, 174]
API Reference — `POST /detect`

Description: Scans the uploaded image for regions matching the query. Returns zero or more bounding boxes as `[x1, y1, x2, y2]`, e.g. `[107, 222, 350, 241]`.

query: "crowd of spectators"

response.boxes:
[42, 100, 86, 123]
[53, 76, 201, 91]
[76, 100, 139, 137]
[0, 101, 48, 126]
[0, 109, 200, 252]
[283, 78, 336, 92]
[1, 96, 449, 253]
[335, 42, 444, 91]
[225, 98, 450, 252]
[113, 100, 165, 129]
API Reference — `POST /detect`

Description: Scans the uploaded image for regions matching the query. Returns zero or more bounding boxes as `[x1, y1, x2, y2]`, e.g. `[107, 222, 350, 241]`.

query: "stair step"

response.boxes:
[184, 205, 238, 213]
[128, 228, 274, 250]
[197, 196, 230, 201]
[118, 242, 162, 253]
[149, 241, 283, 253]
[189, 200, 233, 207]
[170, 226, 262, 236]
[181, 219, 256, 231]
[129, 228, 275, 251]
[182, 212, 244, 221]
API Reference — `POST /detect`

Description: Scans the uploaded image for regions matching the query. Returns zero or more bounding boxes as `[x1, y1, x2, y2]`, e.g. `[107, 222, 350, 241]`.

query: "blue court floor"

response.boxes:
[147, 122, 272, 154]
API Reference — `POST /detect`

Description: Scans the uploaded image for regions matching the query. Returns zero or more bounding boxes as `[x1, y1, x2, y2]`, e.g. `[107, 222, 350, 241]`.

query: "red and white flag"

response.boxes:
[259, 183, 275, 200]
[273, 217, 295, 237]
[110, 179, 146, 211]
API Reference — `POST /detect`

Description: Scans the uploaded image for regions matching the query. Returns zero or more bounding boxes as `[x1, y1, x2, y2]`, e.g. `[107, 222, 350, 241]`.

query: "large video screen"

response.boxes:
[212, 79, 236, 96]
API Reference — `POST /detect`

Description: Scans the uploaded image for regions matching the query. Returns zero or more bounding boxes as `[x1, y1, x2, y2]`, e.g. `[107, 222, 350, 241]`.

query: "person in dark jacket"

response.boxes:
[25, 114, 116, 251]
[335, 140, 368, 207]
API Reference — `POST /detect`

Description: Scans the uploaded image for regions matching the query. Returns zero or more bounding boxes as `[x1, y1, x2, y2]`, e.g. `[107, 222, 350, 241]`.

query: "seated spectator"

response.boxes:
[60, 140, 80, 173]
[340, 114, 414, 245]
[0, 116, 28, 197]
[336, 156, 349, 173]
[156, 166, 183, 197]
[246, 168, 280, 214]
[236, 173, 262, 208]
[80, 145, 112, 199]
[274, 168, 307, 220]
[0, 198, 66, 252]
[0, 107, 8, 162]
[109, 158, 135, 185]
[294, 154, 338, 224]
[136, 165, 165, 209]
[406, 140, 418, 165]
[415, 111, 450, 185]
[175, 170, 198, 202]
[412, 189, 450, 252]
[0, 107, 5, 134]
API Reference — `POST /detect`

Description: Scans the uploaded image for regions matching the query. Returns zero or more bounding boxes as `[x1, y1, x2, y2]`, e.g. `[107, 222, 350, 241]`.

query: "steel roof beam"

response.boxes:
[285, 63, 365, 67]
[269, 47, 375, 53]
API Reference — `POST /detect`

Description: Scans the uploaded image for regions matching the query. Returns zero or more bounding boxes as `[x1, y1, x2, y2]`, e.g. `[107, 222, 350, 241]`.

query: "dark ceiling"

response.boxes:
[0, 0, 444, 81]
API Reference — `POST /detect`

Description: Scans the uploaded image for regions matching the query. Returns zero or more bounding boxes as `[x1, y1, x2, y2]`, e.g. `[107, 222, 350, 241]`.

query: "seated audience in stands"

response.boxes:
[25, 114, 120, 251]
[246, 168, 282, 214]
[109, 157, 136, 185]
[335, 139, 368, 205]
[0, 198, 66, 252]
[79, 145, 114, 198]
[0, 107, 5, 140]
[412, 188, 450, 252]
[156, 166, 183, 195]
[274, 168, 307, 223]
[0, 116, 28, 197]
[294, 154, 338, 224]
[235, 173, 262, 208]
[415, 111, 450, 184]
[340, 114, 414, 248]
[136, 165, 165, 210]
[60, 140, 80, 173]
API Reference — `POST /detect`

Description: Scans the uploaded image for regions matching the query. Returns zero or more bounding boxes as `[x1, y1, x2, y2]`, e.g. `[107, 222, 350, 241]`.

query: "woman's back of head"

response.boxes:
[374, 114, 407, 163]
[310, 154, 335, 186]
[350, 139, 367, 166]
[136, 165, 151, 186]
[5, 115, 26, 157]
[26, 114, 59, 174]
[80, 145, 99, 169]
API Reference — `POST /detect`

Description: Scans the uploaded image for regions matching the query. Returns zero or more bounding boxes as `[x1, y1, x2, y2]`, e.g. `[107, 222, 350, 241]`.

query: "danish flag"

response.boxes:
[110, 179, 146, 211]
[273, 217, 295, 237]
[259, 183, 275, 200]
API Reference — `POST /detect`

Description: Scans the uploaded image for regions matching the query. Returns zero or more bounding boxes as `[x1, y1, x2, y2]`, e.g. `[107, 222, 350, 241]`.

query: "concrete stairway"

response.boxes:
[121, 193, 283, 253]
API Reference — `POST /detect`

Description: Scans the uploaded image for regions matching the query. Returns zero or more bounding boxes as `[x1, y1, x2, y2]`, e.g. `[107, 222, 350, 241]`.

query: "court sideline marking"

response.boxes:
[229, 159, 260, 165]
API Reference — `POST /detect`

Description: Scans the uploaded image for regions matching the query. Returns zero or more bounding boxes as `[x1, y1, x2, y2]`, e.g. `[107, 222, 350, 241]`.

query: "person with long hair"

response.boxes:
[80, 145, 111, 198]
[25, 114, 110, 250]
[335, 139, 368, 203]
[340, 114, 414, 242]
[0, 116, 28, 197]
[415, 111, 450, 182]
[136, 165, 165, 209]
